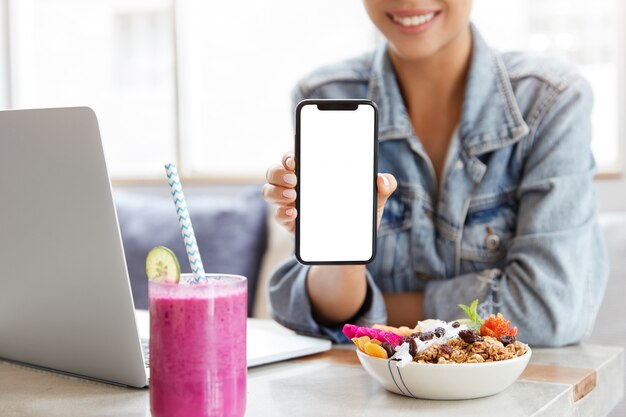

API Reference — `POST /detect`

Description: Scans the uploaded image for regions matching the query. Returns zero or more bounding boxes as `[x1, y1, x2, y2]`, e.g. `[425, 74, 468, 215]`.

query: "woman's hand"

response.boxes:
[262, 152, 299, 234]
[262, 151, 398, 234]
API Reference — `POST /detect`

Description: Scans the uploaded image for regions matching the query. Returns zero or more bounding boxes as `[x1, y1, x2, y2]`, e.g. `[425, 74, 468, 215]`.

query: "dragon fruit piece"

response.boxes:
[342, 324, 360, 339]
[370, 328, 404, 346]
[342, 324, 404, 347]
[354, 327, 372, 339]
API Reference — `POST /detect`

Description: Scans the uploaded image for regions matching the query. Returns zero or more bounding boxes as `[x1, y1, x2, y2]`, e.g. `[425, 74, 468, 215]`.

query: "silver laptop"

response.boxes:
[0, 107, 330, 388]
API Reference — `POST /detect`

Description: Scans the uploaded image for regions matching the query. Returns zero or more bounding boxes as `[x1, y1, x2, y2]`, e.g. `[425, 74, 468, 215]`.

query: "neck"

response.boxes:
[389, 25, 473, 111]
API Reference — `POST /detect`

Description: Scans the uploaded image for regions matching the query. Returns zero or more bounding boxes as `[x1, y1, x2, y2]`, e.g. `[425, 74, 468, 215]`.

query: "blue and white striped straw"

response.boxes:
[164, 163, 205, 283]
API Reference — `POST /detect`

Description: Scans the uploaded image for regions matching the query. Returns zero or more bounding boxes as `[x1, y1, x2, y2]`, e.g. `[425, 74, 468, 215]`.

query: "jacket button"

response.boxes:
[485, 233, 501, 250]
[455, 160, 464, 170]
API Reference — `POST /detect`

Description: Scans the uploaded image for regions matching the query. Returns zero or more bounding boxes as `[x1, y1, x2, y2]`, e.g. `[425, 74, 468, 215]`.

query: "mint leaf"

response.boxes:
[458, 299, 485, 330]
[459, 303, 472, 318]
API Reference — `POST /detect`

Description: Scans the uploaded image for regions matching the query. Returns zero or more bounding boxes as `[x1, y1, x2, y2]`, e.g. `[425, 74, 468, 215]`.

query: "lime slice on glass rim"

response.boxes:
[145, 246, 181, 283]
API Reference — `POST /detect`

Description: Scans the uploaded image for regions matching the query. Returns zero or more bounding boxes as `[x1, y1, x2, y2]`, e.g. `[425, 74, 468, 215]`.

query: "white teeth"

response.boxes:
[392, 12, 435, 27]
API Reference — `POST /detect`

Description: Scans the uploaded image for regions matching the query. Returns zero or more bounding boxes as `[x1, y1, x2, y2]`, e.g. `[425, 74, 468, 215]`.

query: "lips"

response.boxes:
[386, 9, 440, 32]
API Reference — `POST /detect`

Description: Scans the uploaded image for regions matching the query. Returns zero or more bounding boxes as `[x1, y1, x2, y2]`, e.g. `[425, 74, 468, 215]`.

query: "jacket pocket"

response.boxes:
[460, 189, 518, 273]
[369, 186, 414, 292]
[378, 186, 413, 236]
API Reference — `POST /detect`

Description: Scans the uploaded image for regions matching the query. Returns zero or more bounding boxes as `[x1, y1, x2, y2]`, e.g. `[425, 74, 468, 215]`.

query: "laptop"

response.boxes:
[0, 107, 330, 388]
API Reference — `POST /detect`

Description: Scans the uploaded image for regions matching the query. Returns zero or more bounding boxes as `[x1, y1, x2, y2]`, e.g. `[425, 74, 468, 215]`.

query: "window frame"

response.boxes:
[1, 0, 11, 109]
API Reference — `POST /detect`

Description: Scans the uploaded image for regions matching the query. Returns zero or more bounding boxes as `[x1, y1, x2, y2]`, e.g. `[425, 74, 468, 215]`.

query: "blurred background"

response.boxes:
[0, 0, 624, 195]
[0, 1, 624, 413]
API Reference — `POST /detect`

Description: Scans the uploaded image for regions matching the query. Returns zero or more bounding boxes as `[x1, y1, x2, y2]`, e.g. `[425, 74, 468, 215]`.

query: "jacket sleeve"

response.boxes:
[268, 256, 388, 342]
[423, 77, 609, 347]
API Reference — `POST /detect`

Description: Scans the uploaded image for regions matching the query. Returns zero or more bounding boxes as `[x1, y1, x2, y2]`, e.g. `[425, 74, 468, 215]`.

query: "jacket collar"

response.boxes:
[368, 24, 529, 156]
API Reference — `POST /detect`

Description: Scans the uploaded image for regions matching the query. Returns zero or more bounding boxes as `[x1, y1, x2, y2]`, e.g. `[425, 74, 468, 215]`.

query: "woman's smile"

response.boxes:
[386, 9, 441, 33]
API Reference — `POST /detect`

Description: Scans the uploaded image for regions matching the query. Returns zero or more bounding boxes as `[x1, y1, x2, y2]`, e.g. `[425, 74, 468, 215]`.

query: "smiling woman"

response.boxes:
[264, 0, 609, 349]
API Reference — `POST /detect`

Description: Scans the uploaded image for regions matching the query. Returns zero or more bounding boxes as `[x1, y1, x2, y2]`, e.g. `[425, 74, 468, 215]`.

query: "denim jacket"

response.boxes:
[268, 25, 608, 346]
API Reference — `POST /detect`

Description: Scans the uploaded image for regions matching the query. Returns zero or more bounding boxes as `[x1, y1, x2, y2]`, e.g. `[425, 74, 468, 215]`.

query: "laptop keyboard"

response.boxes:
[141, 338, 150, 368]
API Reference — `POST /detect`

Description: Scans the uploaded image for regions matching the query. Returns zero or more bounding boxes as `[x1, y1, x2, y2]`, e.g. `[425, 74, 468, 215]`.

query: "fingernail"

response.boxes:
[283, 189, 296, 199]
[286, 157, 294, 169]
[380, 174, 389, 186]
[286, 208, 294, 216]
[283, 173, 297, 185]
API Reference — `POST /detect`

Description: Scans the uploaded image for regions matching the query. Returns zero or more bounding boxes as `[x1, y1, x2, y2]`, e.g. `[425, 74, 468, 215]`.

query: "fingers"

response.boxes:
[265, 163, 297, 188]
[275, 206, 297, 233]
[282, 152, 296, 171]
[261, 183, 297, 204]
[377, 173, 397, 203]
[263, 151, 298, 235]
[376, 173, 398, 230]
[263, 157, 297, 204]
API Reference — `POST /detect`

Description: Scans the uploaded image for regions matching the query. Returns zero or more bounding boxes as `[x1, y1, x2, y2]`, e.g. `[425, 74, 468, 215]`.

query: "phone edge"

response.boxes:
[294, 99, 378, 265]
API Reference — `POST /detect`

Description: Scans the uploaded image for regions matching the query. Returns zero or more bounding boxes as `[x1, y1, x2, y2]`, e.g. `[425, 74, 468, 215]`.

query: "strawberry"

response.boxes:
[480, 313, 518, 338]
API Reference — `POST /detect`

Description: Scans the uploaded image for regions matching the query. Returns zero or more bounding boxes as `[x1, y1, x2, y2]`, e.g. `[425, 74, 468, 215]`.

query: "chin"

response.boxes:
[387, 39, 443, 62]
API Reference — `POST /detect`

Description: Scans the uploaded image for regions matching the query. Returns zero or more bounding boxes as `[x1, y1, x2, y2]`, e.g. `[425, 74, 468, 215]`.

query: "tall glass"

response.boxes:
[149, 274, 247, 417]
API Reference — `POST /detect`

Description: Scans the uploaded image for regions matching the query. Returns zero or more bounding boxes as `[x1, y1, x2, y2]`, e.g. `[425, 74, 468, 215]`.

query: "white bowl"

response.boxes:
[356, 347, 532, 400]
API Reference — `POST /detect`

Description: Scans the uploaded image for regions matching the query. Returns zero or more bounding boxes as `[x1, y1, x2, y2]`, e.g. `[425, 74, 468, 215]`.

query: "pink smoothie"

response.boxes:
[149, 276, 247, 417]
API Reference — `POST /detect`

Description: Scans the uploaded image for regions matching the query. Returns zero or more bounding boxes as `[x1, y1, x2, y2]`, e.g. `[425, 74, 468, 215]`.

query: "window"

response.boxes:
[8, 0, 176, 178]
[0, 0, 9, 109]
[3, 0, 623, 179]
[175, 0, 375, 178]
[472, 0, 622, 172]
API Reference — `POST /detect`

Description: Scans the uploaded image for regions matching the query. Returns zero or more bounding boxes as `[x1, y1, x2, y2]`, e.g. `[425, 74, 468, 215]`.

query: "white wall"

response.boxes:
[597, 178, 626, 212]
[596, 73, 626, 213]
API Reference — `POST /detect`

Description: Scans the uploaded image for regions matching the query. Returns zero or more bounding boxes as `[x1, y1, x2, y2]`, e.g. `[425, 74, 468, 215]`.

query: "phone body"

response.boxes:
[295, 99, 378, 265]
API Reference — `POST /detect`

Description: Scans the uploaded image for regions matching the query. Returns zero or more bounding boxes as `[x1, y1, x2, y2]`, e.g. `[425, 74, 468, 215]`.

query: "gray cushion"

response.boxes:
[113, 186, 267, 313]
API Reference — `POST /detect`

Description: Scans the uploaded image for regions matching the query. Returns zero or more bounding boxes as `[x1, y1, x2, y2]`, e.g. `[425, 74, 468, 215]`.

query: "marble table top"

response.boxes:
[0, 322, 623, 417]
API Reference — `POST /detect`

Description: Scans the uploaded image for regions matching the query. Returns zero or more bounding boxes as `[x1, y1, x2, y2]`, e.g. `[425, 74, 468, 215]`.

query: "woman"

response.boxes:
[262, 0, 608, 346]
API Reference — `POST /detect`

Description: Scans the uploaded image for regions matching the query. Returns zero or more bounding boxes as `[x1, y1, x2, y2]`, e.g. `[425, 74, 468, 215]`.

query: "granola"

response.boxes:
[414, 336, 528, 364]
[343, 299, 529, 365]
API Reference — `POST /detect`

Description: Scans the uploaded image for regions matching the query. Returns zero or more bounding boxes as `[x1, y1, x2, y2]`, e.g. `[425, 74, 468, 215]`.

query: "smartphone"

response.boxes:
[295, 99, 378, 265]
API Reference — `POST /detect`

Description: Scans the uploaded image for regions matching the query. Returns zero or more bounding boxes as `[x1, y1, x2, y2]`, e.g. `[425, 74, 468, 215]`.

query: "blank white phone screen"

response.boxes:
[299, 103, 376, 263]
